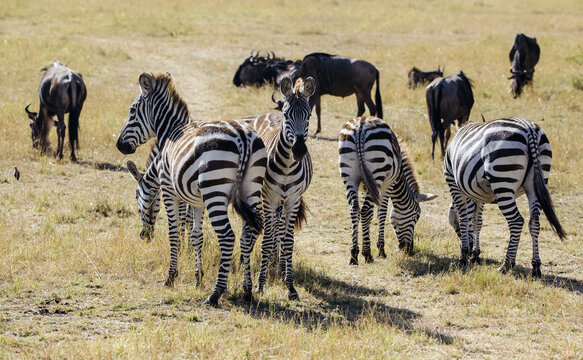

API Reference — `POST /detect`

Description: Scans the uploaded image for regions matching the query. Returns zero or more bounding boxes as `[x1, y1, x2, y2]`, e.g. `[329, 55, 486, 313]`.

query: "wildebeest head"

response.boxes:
[508, 33, 540, 98]
[232, 51, 279, 87]
[279, 76, 316, 161]
[24, 103, 42, 149]
[127, 160, 159, 241]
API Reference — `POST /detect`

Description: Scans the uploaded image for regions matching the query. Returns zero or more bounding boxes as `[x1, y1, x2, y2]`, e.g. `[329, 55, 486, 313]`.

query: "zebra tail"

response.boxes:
[294, 197, 310, 230]
[375, 71, 383, 119]
[529, 129, 565, 239]
[231, 134, 264, 232]
[356, 124, 381, 205]
[68, 74, 80, 150]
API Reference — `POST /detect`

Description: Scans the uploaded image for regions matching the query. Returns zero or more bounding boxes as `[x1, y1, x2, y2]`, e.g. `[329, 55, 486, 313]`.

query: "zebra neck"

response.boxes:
[154, 96, 190, 149]
[389, 167, 417, 208]
[273, 130, 294, 161]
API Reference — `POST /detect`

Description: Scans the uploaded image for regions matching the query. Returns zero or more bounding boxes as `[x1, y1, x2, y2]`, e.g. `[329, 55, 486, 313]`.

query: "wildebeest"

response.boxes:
[508, 33, 540, 98]
[407, 66, 444, 89]
[425, 71, 474, 159]
[25, 61, 86, 161]
[292, 53, 383, 134]
[232, 51, 300, 88]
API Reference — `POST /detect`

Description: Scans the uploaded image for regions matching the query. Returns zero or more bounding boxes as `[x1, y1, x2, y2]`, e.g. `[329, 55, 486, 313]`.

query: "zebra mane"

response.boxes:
[149, 73, 190, 116]
[399, 143, 421, 195]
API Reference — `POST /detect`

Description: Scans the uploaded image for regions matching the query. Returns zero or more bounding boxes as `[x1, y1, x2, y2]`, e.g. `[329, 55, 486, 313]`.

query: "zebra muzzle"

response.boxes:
[116, 138, 135, 155]
[292, 135, 307, 161]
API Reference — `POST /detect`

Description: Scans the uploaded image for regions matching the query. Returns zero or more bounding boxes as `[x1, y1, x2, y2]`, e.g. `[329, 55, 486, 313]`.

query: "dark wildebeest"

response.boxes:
[508, 33, 540, 98]
[425, 71, 474, 159]
[292, 53, 383, 134]
[407, 66, 444, 89]
[232, 51, 301, 88]
[25, 61, 86, 161]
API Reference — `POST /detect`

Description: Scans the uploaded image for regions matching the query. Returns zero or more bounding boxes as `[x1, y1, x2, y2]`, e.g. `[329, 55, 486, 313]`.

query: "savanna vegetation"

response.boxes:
[0, 0, 582, 358]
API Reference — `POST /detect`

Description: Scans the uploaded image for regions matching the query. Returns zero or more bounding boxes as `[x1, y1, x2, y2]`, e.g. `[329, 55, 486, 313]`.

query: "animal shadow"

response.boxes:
[235, 264, 453, 344]
[77, 160, 127, 172]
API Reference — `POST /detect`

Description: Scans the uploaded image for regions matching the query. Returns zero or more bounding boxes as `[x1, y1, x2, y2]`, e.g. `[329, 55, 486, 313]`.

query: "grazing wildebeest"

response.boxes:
[293, 53, 383, 134]
[25, 61, 86, 161]
[425, 71, 474, 159]
[508, 33, 540, 98]
[407, 66, 444, 89]
[232, 51, 300, 88]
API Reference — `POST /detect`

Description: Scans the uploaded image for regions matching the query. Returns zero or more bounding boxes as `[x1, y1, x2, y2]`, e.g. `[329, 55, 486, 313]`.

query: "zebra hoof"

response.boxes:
[378, 247, 387, 258]
[349, 249, 359, 265]
[349, 257, 358, 266]
[243, 288, 253, 303]
[363, 252, 374, 263]
[164, 271, 178, 287]
[288, 291, 300, 301]
[202, 297, 219, 308]
[532, 266, 542, 278]
[497, 261, 513, 274]
[470, 251, 481, 264]
[195, 270, 204, 287]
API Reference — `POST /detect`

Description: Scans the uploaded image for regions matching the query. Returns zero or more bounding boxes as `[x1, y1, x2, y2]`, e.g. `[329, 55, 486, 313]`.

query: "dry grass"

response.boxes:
[0, 0, 582, 358]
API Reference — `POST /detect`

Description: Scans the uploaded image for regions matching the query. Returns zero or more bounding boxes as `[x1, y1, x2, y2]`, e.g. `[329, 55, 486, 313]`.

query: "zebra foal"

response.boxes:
[444, 117, 565, 277]
[244, 76, 315, 301]
[117, 73, 267, 306]
[339, 116, 437, 265]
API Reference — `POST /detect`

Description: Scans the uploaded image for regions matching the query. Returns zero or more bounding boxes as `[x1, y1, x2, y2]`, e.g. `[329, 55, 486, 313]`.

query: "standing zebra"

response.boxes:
[444, 117, 565, 277]
[132, 141, 192, 243]
[117, 73, 267, 306]
[244, 76, 315, 301]
[339, 117, 437, 265]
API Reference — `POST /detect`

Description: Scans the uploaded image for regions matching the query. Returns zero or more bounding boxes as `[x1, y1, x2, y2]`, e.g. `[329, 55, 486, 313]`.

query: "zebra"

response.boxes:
[338, 116, 437, 265]
[116, 73, 267, 306]
[444, 117, 565, 277]
[242, 76, 315, 301]
[134, 140, 192, 243]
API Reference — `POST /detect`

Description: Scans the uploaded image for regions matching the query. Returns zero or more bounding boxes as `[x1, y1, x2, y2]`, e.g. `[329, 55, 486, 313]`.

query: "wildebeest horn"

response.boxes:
[271, 91, 284, 111]
[24, 103, 37, 120]
[25, 104, 33, 115]
[481, 114, 486, 122]
[270, 51, 276, 59]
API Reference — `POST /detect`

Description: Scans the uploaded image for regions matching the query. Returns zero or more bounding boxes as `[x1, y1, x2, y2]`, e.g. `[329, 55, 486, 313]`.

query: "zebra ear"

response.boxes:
[416, 193, 437, 202]
[301, 77, 316, 98]
[139, 73, 153, 97]
[127, 160, 143, 182]
[280, 76, 293, 98]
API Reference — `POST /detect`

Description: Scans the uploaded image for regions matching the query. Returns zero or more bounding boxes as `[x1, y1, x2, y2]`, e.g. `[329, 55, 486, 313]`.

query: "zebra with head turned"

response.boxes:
[339, 117, 437, 265]
[444, 117, 565, 277]
[241, 76, 315, 301]
[133, 141, 192, 243]
[116, 73, 267, 306]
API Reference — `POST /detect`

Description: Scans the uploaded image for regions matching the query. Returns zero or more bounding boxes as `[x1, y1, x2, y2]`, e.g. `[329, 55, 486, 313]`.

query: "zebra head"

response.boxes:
[279, 76, 316, 161]
[390, 192, 437, 253]
[116, 73, 160, 155]
[127, 160, 160, 241]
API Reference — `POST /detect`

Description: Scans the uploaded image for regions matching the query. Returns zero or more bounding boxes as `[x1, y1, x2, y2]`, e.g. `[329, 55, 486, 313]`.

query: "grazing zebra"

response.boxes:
[135, 141, 192, 243]
[117, 73, 267, 306]
[444, 117, 565, 277]
[339, 116, 437, 265]
[242, 76, 315, 301]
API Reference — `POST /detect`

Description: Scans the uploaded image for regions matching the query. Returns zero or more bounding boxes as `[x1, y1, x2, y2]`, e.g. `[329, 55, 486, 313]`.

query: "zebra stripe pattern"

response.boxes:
[339, 116, 436, 265]
[117, 73, 267, 306]
[244, 76, 315, 301]
[444, 117, 565, 276]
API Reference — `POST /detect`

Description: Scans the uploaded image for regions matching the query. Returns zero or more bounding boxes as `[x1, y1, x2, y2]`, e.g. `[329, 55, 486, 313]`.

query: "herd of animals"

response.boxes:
[22, 33, 565, 307]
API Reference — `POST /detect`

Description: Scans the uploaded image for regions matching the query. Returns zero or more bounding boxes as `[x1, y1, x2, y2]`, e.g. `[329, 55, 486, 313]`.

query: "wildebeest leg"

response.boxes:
[312, 96, 322, 134]
[360, 90, 377, 117]
[55, 111, 66, 160]
[438, 123, 446, 158]
[356, 96, 365, 117]
[443, 125, 451, 155]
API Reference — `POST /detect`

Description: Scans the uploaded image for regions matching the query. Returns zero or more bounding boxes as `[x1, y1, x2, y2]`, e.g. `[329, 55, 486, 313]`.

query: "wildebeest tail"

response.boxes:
[67, 74, 80, 150]
[231, 131, 264, 232]
[356, 124, 381, 205]
[527, 127, 565, 239]
[375, 70, 383, 119]
[427, 83, 441, 159]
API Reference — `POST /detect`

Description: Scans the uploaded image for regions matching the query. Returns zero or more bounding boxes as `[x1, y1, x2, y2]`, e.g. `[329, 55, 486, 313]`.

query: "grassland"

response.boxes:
[0, 0, 582, 358]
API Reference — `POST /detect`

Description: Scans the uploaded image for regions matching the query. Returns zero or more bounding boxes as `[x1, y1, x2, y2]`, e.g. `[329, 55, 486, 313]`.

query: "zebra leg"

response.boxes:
[178, 201, 189, 248]
[447, 185, 471, 266]
[360, 193, 375, 263]
[257, 204, 277, 294]
[527, 196, 542, 278]
[282, 199, 301, 301]
[189, 207, 204, 286]
[376, 194, 390, 258]
[471, 202, 484, 264]
[270, 204, 283, 267]
[495, 194, 524, 274]
[239, 222, 257, 302]
[277, 206, 287, 281]
[203, 202, 236, 307]
[465, 199, 476, 253]
[345, 183, 361, 265]
[162, 194, 181, 287]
